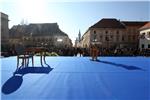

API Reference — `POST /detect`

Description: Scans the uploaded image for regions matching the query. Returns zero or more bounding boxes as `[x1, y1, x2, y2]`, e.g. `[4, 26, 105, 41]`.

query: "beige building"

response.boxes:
[9, 23, 72, 48]
[139, 22, 150, 50]
[122, 21, 147, 48]
[80, 18, 147, 49]
[0, 12, 9, 50]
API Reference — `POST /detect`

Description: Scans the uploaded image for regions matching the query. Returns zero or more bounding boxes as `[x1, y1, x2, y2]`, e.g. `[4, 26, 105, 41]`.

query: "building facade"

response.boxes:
[122, 21, 147, 48]
[9, 23, 72, 49]
[139, 22, 150, 50]
[0, 12, 9, 51]
[79, 18, 147, 49]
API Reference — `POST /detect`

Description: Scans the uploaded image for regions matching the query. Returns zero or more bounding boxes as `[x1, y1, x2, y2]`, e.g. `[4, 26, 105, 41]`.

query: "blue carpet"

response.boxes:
[1, 56, 150, 100]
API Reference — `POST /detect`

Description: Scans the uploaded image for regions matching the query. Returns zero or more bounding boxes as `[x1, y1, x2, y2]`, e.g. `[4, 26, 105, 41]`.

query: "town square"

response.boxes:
[0, 1, 150, 100]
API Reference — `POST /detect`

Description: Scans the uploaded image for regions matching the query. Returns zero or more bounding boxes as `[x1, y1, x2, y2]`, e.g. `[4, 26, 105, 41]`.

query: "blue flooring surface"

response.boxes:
[1, 56, 150, 100]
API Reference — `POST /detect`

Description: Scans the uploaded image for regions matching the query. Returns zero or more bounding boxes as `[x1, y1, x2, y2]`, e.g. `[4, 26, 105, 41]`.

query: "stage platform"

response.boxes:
[1, 56, 150, 100]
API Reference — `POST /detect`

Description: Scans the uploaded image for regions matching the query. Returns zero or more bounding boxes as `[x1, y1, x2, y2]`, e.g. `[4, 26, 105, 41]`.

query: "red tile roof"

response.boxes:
[90, 18, 126, 29]
[90, 18, 148, 29]
[122, 21, 147, 26]
[139, 22, 150, 30]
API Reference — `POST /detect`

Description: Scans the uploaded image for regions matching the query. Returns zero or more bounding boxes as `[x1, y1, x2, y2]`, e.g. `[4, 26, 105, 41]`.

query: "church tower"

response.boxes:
[78, 30, 81, 42]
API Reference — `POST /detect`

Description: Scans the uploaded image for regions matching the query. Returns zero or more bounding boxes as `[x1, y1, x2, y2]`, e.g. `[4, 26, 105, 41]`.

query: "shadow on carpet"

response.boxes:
[91, 59, 145, 71]
[2, 66, 53, 95]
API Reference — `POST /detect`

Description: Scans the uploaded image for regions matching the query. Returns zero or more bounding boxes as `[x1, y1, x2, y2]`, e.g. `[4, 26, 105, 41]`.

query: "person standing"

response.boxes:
[90, 44, 99, 61]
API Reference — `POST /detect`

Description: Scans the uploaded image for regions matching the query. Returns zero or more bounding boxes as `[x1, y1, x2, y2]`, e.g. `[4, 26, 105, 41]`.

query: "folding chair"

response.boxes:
[15, 45, 34, 70]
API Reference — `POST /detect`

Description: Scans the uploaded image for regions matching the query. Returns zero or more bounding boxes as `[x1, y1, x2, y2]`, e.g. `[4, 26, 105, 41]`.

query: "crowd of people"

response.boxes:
[48, 46, 150, 57]
[1, 44, 150, 57]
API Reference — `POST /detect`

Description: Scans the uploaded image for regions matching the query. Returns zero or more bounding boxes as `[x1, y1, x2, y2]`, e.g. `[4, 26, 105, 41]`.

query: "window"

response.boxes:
[93, 32, 97, 41]
[110, 35, 113, 39]
[105, 31, 108, 34]
[94, 30, 96, 34]
[116, 30, 119, 35]
[133, 36, 135, 40]
[100, 36, 103, 38]
[105, 36, 109, 41]
[128, 35, 130, 41]
[148, 44, 150, 48]
[141, 44, 144, 48]
[147, 32, 150, 38]
[122, 36, 125, 41]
